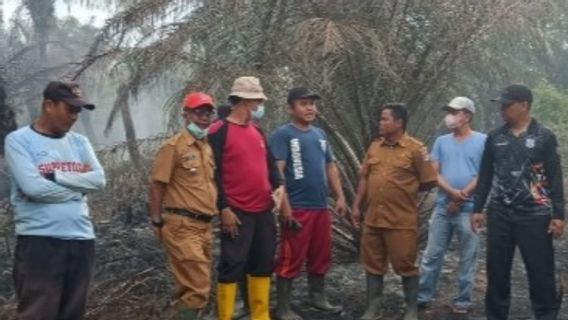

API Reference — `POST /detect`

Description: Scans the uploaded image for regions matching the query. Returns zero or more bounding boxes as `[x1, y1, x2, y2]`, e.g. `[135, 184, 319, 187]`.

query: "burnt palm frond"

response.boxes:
[75, 0, 568, 193]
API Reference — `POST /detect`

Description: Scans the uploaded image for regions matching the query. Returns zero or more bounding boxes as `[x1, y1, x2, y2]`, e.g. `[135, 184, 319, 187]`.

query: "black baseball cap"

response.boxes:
[287, 87, 321, 105]
[490, 84, 533, 105]
[43, 81, 95, 110]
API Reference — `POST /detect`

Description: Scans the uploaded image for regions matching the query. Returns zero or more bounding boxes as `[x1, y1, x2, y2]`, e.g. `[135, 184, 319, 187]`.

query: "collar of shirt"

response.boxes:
[181, 128, 209, 147]
[500, 118, 539, 137]
[378, 134, 410, 148]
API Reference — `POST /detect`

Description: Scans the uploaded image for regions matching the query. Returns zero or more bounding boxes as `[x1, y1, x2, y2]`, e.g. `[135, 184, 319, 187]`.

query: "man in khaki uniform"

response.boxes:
[149, 92, 218, 319]
[352, 103, 437, 320]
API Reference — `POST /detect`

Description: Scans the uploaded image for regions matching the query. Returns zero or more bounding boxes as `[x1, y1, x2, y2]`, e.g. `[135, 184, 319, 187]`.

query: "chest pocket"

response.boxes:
[180, 150, 204, 184]
[390, 154, 414, 181]
[366, 157, 382, 174]
[492, 135, 511, 165]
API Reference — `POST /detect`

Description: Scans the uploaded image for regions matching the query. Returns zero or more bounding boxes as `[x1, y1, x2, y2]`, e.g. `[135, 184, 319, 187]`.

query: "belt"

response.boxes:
[166, 208, 213, 223]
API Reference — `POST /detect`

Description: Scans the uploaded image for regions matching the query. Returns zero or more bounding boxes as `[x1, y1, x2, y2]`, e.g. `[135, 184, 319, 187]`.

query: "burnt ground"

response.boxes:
[1, 222, 568, 320]
[285, 232, 568, 320]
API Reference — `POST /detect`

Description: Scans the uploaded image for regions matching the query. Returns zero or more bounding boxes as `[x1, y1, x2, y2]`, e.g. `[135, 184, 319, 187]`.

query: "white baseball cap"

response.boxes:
[443, 96, 475, 113]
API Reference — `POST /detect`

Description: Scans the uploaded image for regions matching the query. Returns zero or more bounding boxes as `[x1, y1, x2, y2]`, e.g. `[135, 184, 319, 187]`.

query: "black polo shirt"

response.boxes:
[473, 119, 565, 219]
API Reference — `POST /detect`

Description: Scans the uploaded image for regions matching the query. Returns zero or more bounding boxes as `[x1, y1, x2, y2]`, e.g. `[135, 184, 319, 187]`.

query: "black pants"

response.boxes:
[13, 236, 95, 320]
[486, 207, 558, 320]
[217, 208, 277, 283]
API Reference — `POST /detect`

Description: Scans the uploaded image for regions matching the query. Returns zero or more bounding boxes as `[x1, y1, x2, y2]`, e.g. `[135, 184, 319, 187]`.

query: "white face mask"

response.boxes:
[444, 114, 460, 129]
[187, 122, 209, 139]
[252, 104, 265, 121]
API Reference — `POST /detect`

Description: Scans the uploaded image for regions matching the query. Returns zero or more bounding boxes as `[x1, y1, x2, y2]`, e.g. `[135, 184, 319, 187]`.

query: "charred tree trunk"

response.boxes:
[24, 0, 55, 61]
[0, 79, 17, 201]
[112, 83, 141, 168]
[23, 0, 56, 122]
[121, 99, 141, 168]
[0, 80, 17, 156]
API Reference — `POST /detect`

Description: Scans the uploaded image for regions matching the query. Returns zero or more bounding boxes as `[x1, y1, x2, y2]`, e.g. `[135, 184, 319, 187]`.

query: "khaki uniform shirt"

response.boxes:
[360, 135, 436, 229]
[151, 129, 217, 216]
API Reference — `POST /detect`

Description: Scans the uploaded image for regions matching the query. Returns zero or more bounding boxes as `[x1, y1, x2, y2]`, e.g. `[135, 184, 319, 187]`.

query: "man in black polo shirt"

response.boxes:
[471, 84, 565, 320]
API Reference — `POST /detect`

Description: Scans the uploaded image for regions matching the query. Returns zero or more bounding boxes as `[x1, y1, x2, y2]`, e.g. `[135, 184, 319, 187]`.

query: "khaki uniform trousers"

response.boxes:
[162, 213, 213, 309]
[361, 225, 418, 277]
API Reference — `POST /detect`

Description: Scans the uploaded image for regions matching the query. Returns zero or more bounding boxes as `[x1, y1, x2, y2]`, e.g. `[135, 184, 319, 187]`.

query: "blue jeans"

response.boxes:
[418, 203, 480, 308]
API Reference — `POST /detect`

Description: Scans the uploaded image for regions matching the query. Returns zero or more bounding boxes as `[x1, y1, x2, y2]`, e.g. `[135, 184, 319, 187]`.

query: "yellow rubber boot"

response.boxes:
[247, 275, 272, 320]
[217, 282, 237, 320]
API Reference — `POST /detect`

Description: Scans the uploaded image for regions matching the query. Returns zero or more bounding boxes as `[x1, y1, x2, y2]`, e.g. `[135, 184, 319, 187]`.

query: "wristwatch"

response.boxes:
[151, 219, 164, 228]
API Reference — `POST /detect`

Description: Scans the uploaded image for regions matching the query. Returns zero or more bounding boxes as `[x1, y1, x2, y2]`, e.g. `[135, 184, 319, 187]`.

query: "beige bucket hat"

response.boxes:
[229, 76, 268, 100]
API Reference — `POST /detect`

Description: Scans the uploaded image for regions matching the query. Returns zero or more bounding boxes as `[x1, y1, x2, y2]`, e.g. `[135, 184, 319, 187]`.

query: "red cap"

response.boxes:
[183, 92, 214, 109]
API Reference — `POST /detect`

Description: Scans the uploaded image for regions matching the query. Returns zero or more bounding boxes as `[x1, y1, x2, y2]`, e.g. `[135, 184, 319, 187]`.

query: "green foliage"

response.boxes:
[533, 81, 568, 164]
[533, 81, 568, 126]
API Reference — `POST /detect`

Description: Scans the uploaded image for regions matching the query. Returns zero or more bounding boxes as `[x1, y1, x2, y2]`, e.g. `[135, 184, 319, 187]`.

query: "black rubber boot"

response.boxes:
[175, 305, 202, 320]
[308, 274, 343, 313]
[274, 277, 303, 320]
[359, 273, 384, 320]
[402, 276, 419, 320]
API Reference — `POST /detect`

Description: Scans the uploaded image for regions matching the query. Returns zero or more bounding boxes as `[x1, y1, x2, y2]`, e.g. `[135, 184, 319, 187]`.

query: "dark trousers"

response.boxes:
[486, 207, 557, 320]
[217, 208, 277, 283]
[13, 236, 95, 320]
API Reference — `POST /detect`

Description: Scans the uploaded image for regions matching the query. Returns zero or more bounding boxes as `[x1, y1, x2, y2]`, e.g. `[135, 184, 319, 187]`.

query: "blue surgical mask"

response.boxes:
[187, 122, 208, 139]
[252, 104, 265, 121]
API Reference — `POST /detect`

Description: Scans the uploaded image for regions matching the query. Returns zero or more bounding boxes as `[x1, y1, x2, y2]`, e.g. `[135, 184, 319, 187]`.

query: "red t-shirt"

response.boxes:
[209, 121, 273, 213]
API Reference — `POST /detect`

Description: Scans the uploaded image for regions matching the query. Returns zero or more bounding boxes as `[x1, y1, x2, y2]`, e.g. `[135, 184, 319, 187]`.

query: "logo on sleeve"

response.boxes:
[419, 146, 431, 161]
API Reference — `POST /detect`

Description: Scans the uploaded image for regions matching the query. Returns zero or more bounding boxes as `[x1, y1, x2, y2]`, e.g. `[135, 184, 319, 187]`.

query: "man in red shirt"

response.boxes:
[208, 76, 283, 320]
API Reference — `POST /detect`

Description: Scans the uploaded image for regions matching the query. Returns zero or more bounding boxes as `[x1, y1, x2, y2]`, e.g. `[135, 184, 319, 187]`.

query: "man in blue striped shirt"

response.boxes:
[4, 81, 105, 320]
